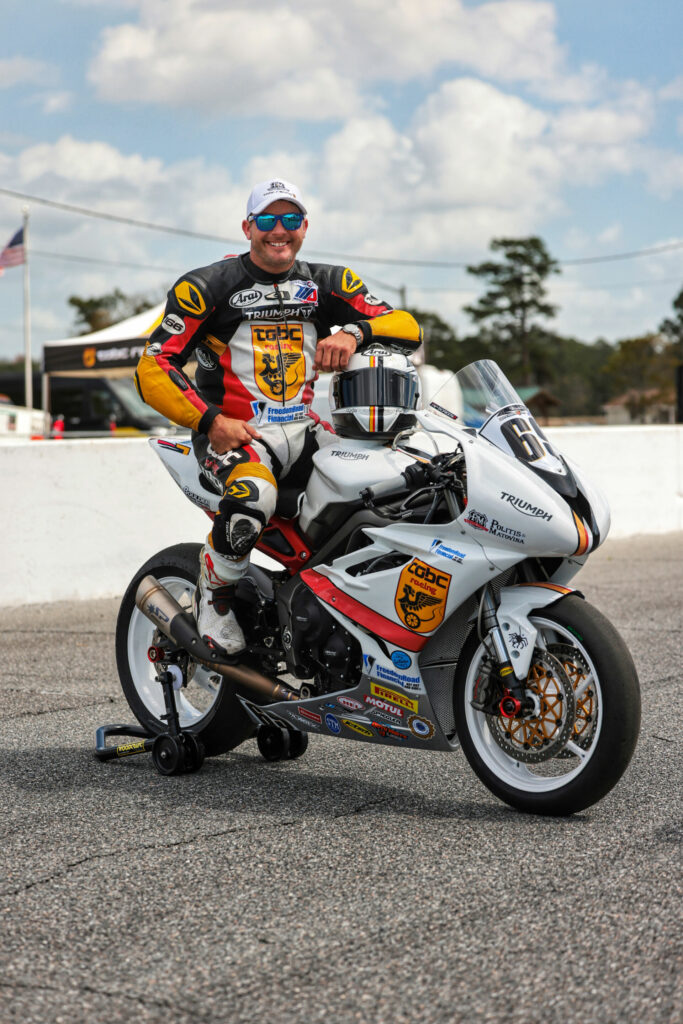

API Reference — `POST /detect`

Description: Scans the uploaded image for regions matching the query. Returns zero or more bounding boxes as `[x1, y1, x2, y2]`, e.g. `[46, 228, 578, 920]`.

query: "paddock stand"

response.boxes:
[94, 655, 205, 776]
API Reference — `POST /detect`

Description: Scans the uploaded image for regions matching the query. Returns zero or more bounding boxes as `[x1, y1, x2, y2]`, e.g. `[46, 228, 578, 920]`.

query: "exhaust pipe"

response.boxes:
[135, 575, 299, 703]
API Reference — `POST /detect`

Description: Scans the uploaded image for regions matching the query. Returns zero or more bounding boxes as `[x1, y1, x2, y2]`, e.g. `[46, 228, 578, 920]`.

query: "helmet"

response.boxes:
[330, 347, 421, 440]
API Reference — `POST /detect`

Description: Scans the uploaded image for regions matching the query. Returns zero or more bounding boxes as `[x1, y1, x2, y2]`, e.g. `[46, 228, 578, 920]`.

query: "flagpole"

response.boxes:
[22, 206, 32, 410]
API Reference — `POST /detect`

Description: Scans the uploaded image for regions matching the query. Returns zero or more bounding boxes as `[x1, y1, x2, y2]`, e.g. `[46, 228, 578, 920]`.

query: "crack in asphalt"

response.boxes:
[0, 804, 386, 899]
[0, 976, 208, 1021]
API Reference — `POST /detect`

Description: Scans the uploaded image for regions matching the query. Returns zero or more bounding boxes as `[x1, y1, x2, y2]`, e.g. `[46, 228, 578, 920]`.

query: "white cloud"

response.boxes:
[659, 75, 683, 101]
[86, 0, 602, 117]
[0, 57, 53, 89]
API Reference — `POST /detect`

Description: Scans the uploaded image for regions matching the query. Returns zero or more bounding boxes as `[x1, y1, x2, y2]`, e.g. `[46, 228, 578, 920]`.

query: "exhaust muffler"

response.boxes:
[134, 575, 299, 703]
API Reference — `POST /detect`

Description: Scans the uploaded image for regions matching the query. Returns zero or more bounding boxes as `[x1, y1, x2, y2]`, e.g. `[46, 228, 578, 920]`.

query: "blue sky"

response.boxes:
[1, 0, 683, 362]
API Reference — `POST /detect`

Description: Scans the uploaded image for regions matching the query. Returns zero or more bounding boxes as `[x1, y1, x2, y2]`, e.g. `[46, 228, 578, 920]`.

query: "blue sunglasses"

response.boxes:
[249, 211, 304, 231]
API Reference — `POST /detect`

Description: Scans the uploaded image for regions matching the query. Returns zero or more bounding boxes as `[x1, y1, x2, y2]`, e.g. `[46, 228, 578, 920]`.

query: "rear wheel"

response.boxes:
[115, 543, 255, 756]
[453, 595, 641, 815]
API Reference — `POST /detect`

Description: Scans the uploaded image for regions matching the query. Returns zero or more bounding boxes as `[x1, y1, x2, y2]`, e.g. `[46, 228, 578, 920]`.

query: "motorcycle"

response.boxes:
[115, 358, 640, 815]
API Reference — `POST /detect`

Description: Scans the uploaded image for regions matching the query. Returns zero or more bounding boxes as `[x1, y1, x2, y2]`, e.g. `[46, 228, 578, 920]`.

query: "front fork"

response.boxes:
[479, 587, 527, 715]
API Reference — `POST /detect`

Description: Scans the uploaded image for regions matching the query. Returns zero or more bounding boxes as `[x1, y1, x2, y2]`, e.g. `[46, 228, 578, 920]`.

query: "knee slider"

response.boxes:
[227, 514, 263, 556]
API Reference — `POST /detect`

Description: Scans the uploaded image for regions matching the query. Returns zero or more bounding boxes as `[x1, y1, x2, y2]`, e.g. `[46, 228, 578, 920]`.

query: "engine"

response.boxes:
[281, 582, 361, 692]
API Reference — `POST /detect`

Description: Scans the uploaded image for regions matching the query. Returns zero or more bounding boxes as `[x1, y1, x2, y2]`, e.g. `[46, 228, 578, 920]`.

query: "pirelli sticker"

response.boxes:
[251, 323, 305, 402]
[369, 683, 418, 714]
[341, 267, 364, 295]
[394, 558, 451, 633]
[174, 279, 207, 316]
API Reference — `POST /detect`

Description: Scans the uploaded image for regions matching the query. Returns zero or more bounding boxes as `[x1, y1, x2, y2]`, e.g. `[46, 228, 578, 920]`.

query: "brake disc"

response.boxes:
[486, 649, 576, 763]
[547, 642, 597, 756]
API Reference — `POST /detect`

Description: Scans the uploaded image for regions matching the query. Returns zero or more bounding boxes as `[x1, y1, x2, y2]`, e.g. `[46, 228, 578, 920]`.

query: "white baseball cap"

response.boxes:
[246, 178, 307, 218]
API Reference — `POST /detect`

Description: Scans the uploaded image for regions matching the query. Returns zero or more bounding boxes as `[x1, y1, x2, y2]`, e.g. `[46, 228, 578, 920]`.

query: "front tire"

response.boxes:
[453, 595, 641, 815]
[115, 543, 255, 757]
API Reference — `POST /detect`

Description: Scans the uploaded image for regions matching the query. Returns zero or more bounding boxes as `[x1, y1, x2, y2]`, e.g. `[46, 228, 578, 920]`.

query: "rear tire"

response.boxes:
[453, 595, 641, 815]
[115, 543, 255, 757]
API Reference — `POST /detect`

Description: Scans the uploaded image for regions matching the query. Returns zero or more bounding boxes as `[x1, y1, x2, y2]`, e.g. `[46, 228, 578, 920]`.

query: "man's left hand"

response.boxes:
[314, 330, 357, 372]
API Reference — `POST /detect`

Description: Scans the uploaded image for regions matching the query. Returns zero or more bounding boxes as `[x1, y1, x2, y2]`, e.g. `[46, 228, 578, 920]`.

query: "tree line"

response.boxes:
[4, 239, 679, 419]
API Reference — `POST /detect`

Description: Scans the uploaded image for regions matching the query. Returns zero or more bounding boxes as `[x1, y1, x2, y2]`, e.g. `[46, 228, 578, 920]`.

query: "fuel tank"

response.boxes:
[299, 439, 414, 533]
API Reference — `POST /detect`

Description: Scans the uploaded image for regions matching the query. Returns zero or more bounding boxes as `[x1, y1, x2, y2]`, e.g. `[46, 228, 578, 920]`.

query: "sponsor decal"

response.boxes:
[251, 323, 305, 402]
[156, 439, 191, 454]
[265, 179, 292, 195]
[325, 713, 341, 735]
[146, 342, 162, 356]
[391, 651, 412, 670]
[429, 401, 457, 420]
[230, 288, 262, 308]
[370, 683, 418, 713]
[464, 509, 489, 531]
[162, 313, 186, 335]
[371, 721, 406, 741]
[489, 519, 525, 545]
[258, 404, 308, 424]
[329, 449, 370, 461]
[408, 714, 435, 741]
[196, 346, 218, 371]
[370, 708, 404, 725]
[115, 740, 147, 757]
[341, 268, 364, 294]
[429, 539, 466, 564]
[265, 288, 290, 301]
[337, 695, 364, 712]
[82, 347, 96, 369]
[500, 666, 514, 677]
[174, 280, 207, 316]
[299, 707, 322, 724]
[508, 632, 529, 650]
[373, 664, 422, 690]
[500, 492, 552, 521]
[361, 293, 383, 305]
[243, 305, 314, 321]
[285, 708, 320, 730]
[182, 486, 212, 510]
[394, 558, 451, 633]
[341, 718, 373, 738]
[146, 602, 169, 623]
[294, 283, 318, 303]
[364, 694, 404, 719]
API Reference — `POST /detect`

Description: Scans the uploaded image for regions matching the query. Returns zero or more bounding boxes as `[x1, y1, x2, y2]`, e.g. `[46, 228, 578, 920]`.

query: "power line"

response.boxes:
[32, 248, 180, 274]
[3, 185, 683, 269]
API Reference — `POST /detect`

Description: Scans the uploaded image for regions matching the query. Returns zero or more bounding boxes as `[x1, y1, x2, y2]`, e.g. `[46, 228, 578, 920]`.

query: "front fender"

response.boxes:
[496, 583, 582, 680]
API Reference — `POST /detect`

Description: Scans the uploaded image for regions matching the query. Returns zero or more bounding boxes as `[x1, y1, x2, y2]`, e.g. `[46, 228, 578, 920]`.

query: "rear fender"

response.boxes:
[495, 583, 581, 680]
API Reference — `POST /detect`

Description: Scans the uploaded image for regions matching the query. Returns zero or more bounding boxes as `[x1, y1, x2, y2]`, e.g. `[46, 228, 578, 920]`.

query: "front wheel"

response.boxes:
[453, 595, 641, 815]
[115, 543, 255, 757]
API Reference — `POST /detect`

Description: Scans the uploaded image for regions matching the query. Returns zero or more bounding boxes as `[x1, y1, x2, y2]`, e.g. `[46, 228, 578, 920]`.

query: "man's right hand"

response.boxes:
[208, 414, 262, 453]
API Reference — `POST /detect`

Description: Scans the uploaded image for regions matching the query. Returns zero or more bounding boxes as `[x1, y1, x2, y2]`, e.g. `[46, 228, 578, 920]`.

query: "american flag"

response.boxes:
[0, 228, 25, 274]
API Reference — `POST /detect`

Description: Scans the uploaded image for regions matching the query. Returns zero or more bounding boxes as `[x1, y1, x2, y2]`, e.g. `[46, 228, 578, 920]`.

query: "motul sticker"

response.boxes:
[394, 558, 451, 633]
[369, 683, 418, 713]
[251, 323, 305, 402]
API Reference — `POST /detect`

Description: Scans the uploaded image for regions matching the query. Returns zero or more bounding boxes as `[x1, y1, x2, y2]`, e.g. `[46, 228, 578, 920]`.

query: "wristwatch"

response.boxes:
[342, 323, 364, 346]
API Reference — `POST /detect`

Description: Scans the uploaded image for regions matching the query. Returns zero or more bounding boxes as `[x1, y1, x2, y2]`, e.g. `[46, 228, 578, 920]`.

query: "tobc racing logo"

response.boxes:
[251, 323, 305, 402]
[394, 558, 451, 633]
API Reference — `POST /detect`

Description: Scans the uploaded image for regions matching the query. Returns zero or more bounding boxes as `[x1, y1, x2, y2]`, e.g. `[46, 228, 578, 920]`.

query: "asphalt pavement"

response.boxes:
[0, 533, 681, 1024]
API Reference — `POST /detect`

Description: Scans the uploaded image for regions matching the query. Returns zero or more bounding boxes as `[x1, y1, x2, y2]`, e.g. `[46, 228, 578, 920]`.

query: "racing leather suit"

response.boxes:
[136, 252, 422, 564]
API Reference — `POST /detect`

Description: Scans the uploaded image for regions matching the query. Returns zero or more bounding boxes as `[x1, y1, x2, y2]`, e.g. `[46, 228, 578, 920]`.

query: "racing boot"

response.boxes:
[193, 545, 247, 656]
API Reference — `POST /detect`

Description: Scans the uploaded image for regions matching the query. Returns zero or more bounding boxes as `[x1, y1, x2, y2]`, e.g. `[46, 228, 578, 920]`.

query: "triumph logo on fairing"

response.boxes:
[500, 492, 553, 521]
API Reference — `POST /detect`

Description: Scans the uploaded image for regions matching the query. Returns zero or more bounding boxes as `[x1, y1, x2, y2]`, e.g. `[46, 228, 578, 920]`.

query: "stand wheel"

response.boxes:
[257, 725, 291, 762]
[287, 730, 309, 760]
[181, 733, 206, 773]
[152, 734, 186, 775]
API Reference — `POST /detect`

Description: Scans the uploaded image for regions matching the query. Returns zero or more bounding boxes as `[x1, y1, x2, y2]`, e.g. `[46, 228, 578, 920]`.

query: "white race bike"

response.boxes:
[116, 359, 640, 814]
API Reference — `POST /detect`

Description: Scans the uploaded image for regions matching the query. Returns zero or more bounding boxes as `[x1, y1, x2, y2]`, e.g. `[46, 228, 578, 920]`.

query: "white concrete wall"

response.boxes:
[1, 427, 681, 606]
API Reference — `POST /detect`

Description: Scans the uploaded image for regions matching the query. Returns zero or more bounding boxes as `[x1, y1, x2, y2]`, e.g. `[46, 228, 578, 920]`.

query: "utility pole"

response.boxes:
[22, 206, 32, 410]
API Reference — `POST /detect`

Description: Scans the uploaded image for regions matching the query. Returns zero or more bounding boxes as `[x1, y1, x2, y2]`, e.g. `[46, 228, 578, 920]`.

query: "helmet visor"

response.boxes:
[333, 367, 418, 410]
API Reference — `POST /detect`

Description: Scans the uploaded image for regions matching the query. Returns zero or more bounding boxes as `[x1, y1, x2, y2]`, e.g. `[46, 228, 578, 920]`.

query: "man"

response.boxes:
[136, 178, 422, 654]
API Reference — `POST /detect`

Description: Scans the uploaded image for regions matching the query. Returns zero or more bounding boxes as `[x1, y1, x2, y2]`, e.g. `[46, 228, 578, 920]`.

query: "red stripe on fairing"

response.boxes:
[331, 292, 391, 317]
[300, 569, 428, 652]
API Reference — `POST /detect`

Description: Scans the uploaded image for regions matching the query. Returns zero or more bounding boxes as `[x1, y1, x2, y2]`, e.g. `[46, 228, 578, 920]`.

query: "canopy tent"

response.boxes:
[42, 303, 166, 375]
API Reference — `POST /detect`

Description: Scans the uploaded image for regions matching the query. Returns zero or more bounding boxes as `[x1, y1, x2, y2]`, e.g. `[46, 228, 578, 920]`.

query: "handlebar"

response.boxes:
[361, 463, 430, 505]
